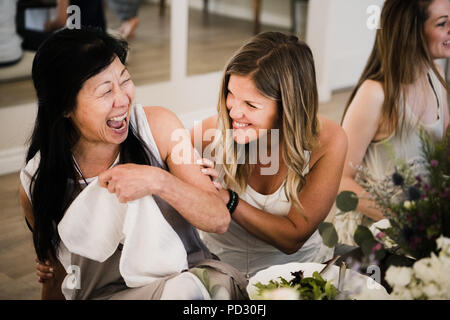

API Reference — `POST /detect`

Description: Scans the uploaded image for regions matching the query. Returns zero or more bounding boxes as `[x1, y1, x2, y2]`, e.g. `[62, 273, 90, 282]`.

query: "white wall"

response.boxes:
[0, 103, 37, 173]
[307, 0, 385, 101]
[328, 0, 384, 90]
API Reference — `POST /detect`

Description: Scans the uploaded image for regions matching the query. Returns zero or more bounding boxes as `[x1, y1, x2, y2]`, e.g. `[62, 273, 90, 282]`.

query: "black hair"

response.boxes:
[28, 27, 158, 261]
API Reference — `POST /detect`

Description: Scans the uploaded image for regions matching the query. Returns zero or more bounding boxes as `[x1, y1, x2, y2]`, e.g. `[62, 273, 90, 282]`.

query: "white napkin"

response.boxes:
[58, 178, 188, 287]
[369, 218, 391, 236]
[369, 218, 396, 249]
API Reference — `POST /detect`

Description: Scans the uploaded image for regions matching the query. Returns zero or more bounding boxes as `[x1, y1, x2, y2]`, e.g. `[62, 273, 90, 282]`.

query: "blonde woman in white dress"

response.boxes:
[192, 32, 348, 277]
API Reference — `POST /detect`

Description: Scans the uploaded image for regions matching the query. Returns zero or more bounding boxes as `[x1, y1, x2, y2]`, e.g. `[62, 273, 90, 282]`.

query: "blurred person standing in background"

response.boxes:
[44, 0, 106, 32]
[107, 0, 143, 40]
[0, 0, 23, 66]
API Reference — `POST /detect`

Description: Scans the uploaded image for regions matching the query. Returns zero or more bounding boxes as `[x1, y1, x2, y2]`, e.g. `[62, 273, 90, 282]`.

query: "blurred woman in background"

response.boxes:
[334, 0, 450, 245]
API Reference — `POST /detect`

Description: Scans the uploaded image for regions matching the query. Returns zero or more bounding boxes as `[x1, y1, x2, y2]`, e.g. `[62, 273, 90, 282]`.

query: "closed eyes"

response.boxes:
[246, 101, 258, 108]
[101, 79, 131, 96]
[227, 88, 262, 109]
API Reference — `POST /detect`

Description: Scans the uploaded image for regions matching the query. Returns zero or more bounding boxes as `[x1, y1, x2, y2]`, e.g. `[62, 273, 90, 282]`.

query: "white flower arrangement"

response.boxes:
[385, 236, 450, 300]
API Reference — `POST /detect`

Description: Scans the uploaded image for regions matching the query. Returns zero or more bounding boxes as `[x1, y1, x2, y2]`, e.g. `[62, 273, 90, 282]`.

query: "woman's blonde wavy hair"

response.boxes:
[212, 32, 320, 212]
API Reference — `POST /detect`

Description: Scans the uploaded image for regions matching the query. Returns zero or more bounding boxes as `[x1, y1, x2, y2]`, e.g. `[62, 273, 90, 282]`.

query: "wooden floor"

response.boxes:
[0, 173, 41, 299]
[0, 3, 352, 300]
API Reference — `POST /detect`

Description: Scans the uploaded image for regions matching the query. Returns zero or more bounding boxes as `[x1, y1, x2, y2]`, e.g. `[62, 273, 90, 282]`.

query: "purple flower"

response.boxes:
[371, 243, 383, 253]
[376, 232, 386, 240]
[430, 160, 439, 167]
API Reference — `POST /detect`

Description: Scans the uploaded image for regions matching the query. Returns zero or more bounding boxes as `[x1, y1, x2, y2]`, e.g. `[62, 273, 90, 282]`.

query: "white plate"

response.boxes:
[247, 262, 391, 300]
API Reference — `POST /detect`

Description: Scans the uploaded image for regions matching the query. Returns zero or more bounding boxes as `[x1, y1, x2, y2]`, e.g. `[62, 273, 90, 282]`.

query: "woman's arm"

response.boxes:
[340, 80, 386, 221]
[443, 91, 449, 132]
[227, 118, 348, 254]
[19, 185, 34, 229]
[98, 107, 230, 234]
[44, 0, 69, 31]
[435, 63, 449, 131]
[19, 185, 65, 300]
[149, 107, 230, 233]
[190, 115, 218, 154]
[444, 91, 449, 132]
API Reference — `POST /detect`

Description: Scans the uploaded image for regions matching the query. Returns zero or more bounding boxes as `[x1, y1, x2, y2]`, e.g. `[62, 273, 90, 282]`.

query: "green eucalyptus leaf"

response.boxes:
[336, 191, 359, 212]
[354, 225, 375, 248]
[318, 222, 339, 248]
[360, 239, 377, 256]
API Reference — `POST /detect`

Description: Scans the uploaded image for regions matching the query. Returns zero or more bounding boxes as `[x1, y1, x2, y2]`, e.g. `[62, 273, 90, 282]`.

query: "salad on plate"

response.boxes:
[248, 262, 391, 300]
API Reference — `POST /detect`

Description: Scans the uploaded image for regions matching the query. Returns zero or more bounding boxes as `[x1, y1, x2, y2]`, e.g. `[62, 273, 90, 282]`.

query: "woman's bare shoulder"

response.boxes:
[142, 106, 186, 160]
[318, 116, 347, 149]
[190, 115, 218, 151]
[309, 116, 347, 168]
[342, 79, 386, 139]
[353, 79, 385, 111]
[199, 115, 218, 131]
[143, 106, 177, 122]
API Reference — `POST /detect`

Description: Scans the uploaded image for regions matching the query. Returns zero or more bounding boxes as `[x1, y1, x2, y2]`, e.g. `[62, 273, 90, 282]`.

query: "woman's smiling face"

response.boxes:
[70, 56, 135, 147]
[424, 0, 450, 59]
[226, 74, 279, 145]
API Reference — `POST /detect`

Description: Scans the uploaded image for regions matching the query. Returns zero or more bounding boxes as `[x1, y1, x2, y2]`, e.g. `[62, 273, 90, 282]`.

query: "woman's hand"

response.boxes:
[98, 164, 165, 203]
[36, 258, 54, 283]
[196, 155, 230, 204]
[218, 188, 230, 204]
[197, 157, 222, 190]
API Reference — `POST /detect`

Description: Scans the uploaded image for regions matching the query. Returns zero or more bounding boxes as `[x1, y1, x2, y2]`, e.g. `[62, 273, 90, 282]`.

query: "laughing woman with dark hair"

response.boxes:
[20, 27, 247, 300]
